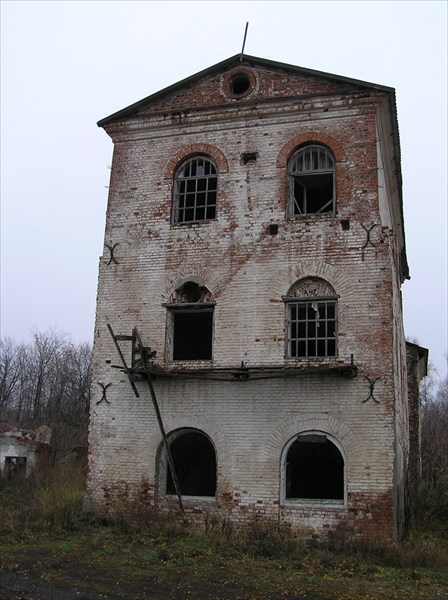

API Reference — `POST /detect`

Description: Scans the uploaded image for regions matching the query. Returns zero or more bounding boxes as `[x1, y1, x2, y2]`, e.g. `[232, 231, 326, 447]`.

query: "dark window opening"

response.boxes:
[288, 145, 335, 217]
[292, 173, 334, 214]
[173, 156, 217, 224]
[166, 431, 216, 497]
[173, 310, 213, 360]
[241, 152, 258, 165]
[287, 299, 337, 358]
[286, 436, 344, 501]
[4, 457, 27, 481]
[229, 73, 250, 95]
[180, 282, 202, 303]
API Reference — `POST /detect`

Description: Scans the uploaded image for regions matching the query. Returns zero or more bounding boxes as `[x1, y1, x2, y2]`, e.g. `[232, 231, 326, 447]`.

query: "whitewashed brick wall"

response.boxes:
[86, 63, 408, 541]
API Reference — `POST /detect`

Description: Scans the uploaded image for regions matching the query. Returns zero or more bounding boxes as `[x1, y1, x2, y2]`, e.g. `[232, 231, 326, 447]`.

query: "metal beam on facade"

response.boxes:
[107, 324, 185, 518]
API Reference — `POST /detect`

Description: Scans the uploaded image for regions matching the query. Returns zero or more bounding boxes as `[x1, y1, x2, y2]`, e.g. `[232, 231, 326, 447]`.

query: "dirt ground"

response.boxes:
[0, 567, 325, 600]
[1, 529, 447, 600]
[0, 568, 108, 600]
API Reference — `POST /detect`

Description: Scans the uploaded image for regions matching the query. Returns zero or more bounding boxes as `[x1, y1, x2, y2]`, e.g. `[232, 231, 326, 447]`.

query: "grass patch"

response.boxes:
[1, 523, 447, 599]
[0, 468, 447, 599]
[0, 463, 89, 537]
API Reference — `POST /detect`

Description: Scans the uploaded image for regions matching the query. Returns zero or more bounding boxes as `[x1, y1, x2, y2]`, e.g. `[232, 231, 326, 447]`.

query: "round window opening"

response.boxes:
[229, 73, 251, 96]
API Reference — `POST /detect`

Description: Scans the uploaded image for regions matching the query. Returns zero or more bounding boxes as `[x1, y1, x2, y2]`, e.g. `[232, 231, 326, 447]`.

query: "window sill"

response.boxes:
[288, 212, 335, 220]
[284, 357, 339, 362]
[169, 360, 214, 366]
[170, 219, 217, 228]
[166, 495, 217, 506]
[282, 359, 357, 378]
[283, 499, 345, 509]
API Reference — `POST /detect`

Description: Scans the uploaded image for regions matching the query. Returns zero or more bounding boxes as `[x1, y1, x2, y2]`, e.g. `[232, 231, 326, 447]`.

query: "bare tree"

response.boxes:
[419, 360, 448, 524]
[0, 331, 92, 449]
[0, 337, 22, 415]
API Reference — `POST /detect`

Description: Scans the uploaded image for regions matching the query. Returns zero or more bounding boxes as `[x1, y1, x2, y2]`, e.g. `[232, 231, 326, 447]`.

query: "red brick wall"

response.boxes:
[87, 62, 406, 542]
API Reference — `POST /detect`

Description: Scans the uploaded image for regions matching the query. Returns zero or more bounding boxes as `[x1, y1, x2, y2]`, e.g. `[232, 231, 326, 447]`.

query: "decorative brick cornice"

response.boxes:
[164, 144, 229, 179]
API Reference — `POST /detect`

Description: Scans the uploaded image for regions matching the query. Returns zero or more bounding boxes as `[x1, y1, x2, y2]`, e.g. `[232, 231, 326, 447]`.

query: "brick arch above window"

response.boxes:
[264, 412, 357, 461]
[164, 144, 229, 180]
[169, 280, 214, 304]
[276, 133, 345, 169]
[286, 276, 337, 299]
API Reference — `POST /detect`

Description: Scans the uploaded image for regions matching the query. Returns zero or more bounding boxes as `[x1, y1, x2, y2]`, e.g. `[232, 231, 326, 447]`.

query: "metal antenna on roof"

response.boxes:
[240, 22, 249, 61]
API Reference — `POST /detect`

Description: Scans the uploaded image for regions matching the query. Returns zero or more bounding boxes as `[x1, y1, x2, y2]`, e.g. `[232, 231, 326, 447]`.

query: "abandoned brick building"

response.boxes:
[86, 55, 428, 540]
[0, 424, 52, 481]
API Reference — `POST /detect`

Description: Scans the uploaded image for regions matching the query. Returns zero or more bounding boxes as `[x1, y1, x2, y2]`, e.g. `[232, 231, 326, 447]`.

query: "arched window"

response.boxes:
[282, 432, 345, 504]
[160, 429, 217, 497]
[287, 144, 335, 217]
[164, 281, 215, 361]
[173, 155, 218, 223]
[284, 277, 338, 359]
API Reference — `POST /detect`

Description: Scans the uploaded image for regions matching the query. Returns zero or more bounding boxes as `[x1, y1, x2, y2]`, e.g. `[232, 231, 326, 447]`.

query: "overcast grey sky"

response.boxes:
[1, 1, 447, 377]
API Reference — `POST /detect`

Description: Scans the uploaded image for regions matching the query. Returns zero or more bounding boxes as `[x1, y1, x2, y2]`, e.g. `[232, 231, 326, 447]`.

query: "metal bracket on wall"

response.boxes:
[361, 223, 379, 249]
[105, 243, 119, 265]
[363, 376, 379, 404]
[107, 324, 186, 520]
[97, 382, 112, 405]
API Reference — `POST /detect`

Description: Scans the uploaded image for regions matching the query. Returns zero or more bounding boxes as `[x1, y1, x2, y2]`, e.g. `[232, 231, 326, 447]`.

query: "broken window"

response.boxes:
[4, 457, 27, 481]
[284, 433, 344, 503]
[165, 281, 215, 361]
[284, 277, 337, 358]
[287, 145, 335, 217]
[173, 155, 218, 223]
[163, 429, 217, 497]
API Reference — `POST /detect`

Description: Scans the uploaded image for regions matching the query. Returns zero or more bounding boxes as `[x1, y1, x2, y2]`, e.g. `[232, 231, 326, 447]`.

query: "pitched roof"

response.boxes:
[97, 54, 395, 127]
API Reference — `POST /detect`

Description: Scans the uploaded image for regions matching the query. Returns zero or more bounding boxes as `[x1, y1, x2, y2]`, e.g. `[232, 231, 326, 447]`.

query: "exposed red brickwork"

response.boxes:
[135, 63, 363, 115]
[347, 490, 395, 541]
[276, 132, 346, 166]
[222, 67, 258, 99]
[164, 143, 229, 179]
[88, 57, 410, 542]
